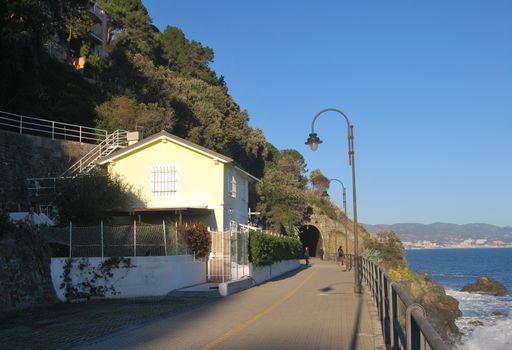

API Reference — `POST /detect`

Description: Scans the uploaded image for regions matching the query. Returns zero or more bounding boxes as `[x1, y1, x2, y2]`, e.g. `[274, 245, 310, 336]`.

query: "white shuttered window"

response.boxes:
[150, 165, 178, 196]
[230, 173, 237, 198]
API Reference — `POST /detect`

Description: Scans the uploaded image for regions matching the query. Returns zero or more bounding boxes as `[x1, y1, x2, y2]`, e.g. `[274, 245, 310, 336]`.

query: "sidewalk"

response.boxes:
[1, 259, 385, 349]
[75, 259, 385, 350]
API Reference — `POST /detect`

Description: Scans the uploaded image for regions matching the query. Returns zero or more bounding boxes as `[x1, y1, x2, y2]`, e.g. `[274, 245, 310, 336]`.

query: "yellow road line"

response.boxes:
[200, 267, 318, 350]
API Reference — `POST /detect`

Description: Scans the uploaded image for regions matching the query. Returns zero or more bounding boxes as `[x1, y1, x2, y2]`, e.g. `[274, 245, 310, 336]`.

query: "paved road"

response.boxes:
[74, 260, 384, 350]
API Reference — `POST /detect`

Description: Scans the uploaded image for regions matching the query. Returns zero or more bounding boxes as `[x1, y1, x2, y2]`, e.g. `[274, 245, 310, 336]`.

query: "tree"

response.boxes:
[55, 172, 134, 224]
[97, 0, 158, 60]
[364, 230, 406, 269]
[95, 95, 175, 134]
[158, 26, 219, 85]
[0, 0, 103, 124]
[256, 149, 308, 234]
[310, 169, 330, 194]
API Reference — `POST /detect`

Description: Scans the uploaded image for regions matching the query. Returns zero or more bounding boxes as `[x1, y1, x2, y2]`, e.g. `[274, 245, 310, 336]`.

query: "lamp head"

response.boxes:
[321, 190, 329, 199]
[305, 132, 322, 151]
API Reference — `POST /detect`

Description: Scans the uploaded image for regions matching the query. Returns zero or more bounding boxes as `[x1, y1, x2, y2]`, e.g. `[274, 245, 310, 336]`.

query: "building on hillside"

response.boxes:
[72, 3, 114, 69]
[97, 130, 259, 232]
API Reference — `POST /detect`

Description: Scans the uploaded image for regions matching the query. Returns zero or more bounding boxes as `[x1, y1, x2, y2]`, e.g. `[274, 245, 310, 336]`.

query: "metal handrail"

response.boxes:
[61, 129, 128, 177]
[0, 110, 107, 143]
[361, 257, 448, 350]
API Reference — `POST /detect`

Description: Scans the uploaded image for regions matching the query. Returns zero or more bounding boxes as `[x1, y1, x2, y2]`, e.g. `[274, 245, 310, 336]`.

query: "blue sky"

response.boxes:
[144, 0, 512, 226]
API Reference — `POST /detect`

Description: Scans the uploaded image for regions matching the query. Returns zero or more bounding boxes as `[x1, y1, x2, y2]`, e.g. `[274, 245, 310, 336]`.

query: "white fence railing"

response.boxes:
[0, 110, 108, 143]
[61, 129, 128, 177]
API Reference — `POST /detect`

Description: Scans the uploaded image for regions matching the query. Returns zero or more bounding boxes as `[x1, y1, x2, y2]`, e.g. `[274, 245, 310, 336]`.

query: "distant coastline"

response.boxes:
[405, 245, 512, 250]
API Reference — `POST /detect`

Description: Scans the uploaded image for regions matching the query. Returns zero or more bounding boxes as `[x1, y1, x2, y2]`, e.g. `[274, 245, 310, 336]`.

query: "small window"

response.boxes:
[230, 173, 237, 198]
[150, 165, 178, 196]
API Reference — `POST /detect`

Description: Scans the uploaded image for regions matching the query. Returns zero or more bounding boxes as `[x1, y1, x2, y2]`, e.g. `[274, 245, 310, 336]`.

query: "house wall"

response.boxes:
[50, 256, 206, 301]
[223, 166, 251, 230]
[109, 140, 225, 231]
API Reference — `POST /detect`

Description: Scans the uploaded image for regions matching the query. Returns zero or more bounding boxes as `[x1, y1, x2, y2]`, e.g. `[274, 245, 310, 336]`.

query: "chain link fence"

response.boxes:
[41, 221, 189, 258]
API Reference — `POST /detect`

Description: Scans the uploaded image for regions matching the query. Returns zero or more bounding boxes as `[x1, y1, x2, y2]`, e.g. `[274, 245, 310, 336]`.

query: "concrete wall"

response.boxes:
[51, 255, 206, 301]
[249, 260, 301, 284]
[0, 130, 96, 211]
[219, 259, 301, 296]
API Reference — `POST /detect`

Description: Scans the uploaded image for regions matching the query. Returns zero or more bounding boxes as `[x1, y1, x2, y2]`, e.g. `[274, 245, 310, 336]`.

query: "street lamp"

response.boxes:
[305, 108, 361, 293]
[324, 178, 349, 270]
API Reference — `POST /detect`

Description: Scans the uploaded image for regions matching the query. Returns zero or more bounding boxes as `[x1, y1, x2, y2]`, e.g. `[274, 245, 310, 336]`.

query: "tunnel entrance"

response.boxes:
[299, 225, 323, 257]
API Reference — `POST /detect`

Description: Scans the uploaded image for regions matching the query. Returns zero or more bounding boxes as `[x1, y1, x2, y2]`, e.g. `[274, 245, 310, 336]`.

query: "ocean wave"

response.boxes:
[431, 273, 480, 279]
[447, 289, 512, 349]
[447, 289, 511, 319]
[456, 318, 512, 350]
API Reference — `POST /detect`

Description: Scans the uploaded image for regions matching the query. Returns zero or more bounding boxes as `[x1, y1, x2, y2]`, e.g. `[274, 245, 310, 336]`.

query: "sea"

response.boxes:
[406, 248, 512, 350]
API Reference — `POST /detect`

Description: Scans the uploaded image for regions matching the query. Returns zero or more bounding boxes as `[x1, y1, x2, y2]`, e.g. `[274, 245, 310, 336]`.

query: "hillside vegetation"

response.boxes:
[0, 0, 331, 236]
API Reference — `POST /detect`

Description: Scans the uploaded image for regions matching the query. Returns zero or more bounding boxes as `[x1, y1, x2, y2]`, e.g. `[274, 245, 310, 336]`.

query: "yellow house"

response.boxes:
[97, 130, 259, 232]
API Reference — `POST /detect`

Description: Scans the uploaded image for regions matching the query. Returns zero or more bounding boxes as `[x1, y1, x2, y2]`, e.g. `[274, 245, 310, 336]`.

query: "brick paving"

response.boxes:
[1, 259, 385, 350]
[0, 296, 213, 350]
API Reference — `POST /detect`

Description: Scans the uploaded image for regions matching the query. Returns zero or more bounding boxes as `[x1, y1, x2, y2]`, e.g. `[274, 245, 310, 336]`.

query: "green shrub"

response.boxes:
[249, 231, 302, 267]
[180, 223, 211, 259]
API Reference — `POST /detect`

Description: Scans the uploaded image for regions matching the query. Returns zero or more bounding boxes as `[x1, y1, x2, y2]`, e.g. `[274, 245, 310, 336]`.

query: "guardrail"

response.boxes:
[0, 110, 107, 143]
[361, 257, 448, 350]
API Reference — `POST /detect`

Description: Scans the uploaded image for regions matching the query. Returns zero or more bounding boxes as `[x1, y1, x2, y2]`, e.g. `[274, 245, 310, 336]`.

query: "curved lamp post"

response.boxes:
[323, 178, 349, 269]
[305, 108, 361, 293]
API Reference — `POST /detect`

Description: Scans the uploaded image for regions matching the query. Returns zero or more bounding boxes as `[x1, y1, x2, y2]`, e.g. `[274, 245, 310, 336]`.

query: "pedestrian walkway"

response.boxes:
[74, 259, 385, 350]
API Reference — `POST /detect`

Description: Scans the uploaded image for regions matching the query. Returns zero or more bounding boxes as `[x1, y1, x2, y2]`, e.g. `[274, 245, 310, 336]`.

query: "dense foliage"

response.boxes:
[249, 231, 302, 267]
[256, 150, 308, 234]
[364, 230, 406, 269]
[309, 169, 330, 194]
[1, 1, 331, 237]
[55, 172, 134, 224]
[1, 0, 269, 178]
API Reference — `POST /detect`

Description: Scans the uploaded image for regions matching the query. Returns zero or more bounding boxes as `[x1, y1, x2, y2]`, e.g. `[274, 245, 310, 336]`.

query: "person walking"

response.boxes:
[304, 246, 310, 265]
[337, 246, 344, 267]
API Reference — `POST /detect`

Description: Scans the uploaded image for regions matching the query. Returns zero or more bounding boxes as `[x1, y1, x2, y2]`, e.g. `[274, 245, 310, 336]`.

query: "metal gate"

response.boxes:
[207, 224, 251, 282]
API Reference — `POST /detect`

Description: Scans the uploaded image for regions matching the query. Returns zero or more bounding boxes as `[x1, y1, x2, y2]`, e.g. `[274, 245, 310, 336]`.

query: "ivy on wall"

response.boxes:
[60, 256, 132, 301]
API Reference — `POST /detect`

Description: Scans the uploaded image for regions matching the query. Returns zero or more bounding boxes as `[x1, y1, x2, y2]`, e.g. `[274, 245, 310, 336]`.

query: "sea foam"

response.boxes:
[447, 289, 512, 349]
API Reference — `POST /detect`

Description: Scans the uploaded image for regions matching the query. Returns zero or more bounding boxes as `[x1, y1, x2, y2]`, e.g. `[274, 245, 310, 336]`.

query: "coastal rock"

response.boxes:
[402, 274, 462, 346]
[461, 277, 508, 296]
[468, 320, 484, 327]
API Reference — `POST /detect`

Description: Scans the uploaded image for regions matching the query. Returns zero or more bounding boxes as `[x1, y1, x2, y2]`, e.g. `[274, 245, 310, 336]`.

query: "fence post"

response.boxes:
[407, 304, 425, 350]
[101, 220, 104, 259]
[163, 220, 167, 256]
[79, 126, 82, 143]
[133, 219, 137, 257]
[390, 282, 398, 349]
[69, 221, 72, 258]
[222, 231, 225, 283]
[52, 121, 55, 140]
[175, 221, 178, 255]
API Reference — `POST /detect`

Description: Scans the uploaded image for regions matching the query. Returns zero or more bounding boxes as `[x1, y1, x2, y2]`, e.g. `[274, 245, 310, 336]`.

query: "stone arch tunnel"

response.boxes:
[299, 224, 324, 257]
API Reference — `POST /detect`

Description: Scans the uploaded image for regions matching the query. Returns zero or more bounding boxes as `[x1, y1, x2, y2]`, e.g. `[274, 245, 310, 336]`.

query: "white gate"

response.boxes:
[207, 224, 251, 282]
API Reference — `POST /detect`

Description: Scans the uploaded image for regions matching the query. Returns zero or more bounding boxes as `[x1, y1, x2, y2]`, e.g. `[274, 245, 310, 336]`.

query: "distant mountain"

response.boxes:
[362, 222, 512, 244]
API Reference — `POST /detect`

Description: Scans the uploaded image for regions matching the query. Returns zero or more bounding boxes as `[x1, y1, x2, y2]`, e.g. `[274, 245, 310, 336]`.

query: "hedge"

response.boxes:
[249, 231, 302, 267]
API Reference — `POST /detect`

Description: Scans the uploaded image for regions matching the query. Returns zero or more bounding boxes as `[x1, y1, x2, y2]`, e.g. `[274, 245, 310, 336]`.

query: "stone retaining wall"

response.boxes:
[0, 130, 96, 211]
[0, 225, 58, 312]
